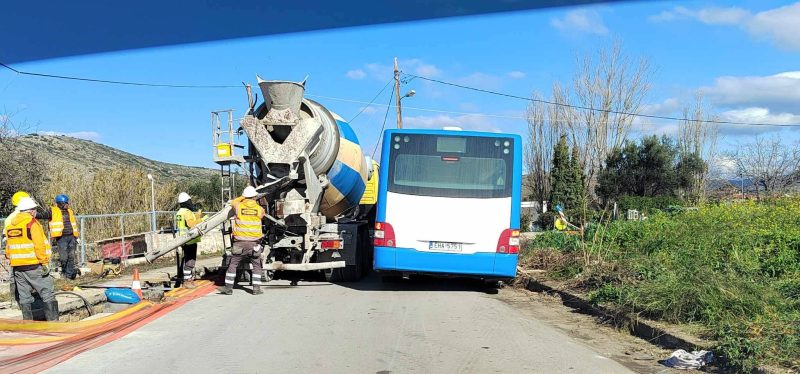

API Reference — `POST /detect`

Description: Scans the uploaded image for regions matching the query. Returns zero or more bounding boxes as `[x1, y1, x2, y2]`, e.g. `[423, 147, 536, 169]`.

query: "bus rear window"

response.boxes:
[387, 134, 513, 198]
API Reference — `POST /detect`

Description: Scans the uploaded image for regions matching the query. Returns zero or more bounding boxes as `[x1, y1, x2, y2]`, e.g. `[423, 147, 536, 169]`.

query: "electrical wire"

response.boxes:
[403, 72, 800, 128]
[372, 89, 395, 159]
[0, 62, 239, 89]
[347, 79, 394, 123]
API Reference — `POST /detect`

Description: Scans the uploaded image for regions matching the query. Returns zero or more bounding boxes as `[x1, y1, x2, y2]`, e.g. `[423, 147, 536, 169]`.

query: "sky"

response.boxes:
[2, 0, 800, 176]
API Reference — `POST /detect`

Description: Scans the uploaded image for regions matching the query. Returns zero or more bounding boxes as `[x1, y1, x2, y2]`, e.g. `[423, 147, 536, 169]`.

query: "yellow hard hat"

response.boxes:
[11, 191, 30, 207]
[555, 217, 568, 231]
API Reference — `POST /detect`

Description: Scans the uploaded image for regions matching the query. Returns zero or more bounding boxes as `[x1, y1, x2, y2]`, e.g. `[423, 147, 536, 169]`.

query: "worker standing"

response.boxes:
[46, 195, 80, 280]
[175, 192, 205, 289]
[219, 186, 266, 295]
[4, 197, 58, 321]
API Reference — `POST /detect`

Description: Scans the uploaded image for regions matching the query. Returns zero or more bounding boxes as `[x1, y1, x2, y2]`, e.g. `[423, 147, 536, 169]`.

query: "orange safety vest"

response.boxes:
[50, 206, 80, 238]
[232, 199, 265, 241]
[4, 212, 51, 267]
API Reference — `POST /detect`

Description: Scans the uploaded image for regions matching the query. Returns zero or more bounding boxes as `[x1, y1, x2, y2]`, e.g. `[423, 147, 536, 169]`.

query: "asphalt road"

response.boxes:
[47, 276, 634, 373]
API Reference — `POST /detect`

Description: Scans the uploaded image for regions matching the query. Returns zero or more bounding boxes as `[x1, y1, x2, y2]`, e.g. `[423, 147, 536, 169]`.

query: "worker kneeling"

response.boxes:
[219, 186, 266, 295]
[4, 198, 59, 321]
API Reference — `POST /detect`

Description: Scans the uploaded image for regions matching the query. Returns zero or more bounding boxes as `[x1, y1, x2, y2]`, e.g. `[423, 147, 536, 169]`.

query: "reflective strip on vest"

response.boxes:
[8, 243, 34, 250]
[9, 252, 36, 259]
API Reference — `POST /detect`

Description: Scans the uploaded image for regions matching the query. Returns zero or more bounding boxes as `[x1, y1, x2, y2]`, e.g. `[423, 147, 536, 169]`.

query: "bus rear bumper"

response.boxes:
[373, 246, 518, 278]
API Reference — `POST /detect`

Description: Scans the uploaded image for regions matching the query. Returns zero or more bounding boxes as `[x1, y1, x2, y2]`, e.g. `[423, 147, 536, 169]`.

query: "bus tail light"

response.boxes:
[374, 222, 396, 247]
[496, 229, 520, 254]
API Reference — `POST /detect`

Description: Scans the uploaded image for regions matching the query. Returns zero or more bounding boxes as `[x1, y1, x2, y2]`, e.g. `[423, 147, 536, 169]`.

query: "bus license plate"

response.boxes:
[429, 241, 462, 252]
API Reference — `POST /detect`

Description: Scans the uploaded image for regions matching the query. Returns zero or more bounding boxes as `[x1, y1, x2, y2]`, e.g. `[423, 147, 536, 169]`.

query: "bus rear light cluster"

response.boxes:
[374, 222, 396, 247]
[496, 229, 520, 254]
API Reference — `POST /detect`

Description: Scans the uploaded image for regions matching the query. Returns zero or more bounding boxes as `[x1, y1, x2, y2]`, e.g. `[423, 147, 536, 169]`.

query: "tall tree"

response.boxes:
[550, 134, 571, 208]
[678, 94, 718, 203]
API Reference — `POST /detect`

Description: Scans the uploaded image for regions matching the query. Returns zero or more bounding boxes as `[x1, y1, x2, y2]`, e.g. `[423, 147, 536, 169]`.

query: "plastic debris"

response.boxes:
[104, 288, 141, 304]
[663, 349, 714, 370]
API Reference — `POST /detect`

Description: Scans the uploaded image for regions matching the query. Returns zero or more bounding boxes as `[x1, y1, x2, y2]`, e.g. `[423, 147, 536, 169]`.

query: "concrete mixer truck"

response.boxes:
[146, 77, 377, 282]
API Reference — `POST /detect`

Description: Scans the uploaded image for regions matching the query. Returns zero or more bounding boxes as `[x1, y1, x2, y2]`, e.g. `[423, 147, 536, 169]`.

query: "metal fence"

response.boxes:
[75, 211, 180, 266]
[0, 211, 180, 268]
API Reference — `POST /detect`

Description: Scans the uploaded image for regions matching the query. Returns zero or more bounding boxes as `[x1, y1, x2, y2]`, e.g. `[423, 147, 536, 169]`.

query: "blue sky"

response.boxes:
[2, 0, 800, 173]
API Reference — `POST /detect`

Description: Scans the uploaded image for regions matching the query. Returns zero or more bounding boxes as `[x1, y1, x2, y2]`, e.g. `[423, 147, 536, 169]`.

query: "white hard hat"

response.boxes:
[17, 197, 38, 211]
[242, 186, 258, 198]
[178, 192, 191, 203]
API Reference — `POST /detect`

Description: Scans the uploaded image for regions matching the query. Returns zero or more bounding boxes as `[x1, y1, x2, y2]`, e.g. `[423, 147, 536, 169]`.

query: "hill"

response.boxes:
[13, 134, 218, 181]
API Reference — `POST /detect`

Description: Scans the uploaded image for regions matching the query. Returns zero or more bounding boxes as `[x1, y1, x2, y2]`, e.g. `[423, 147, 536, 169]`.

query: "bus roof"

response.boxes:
[383, 128, 522, 140]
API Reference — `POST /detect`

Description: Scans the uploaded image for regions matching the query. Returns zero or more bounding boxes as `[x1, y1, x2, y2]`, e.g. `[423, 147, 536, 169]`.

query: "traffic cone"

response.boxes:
[131, 268, 143, 300]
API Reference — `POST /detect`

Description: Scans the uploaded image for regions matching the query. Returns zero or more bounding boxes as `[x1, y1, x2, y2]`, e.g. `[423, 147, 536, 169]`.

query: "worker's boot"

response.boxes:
[19, 303, 34, 320]
[252, 286, 263, 295]
[217, 285, 233, 295]
[43, 301, 60, 322]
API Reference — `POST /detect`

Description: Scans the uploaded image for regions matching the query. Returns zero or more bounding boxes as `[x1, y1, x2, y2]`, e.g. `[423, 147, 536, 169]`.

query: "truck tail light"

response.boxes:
[496, 229, 520, 254]
[320, 240, 341, 250]
[374, 222, 395, 247]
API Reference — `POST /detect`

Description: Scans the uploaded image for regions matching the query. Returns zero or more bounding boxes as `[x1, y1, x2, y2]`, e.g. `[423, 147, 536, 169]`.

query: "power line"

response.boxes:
[404, 72, 800, 128]
[0, 62, 239, 89]
[347, 79, 394, 123]
[372, 88, 395, 159]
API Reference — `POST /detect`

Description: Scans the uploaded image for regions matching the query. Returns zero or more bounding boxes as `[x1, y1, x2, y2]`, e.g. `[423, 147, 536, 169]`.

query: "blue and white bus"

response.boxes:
[372, 128, 522, 281]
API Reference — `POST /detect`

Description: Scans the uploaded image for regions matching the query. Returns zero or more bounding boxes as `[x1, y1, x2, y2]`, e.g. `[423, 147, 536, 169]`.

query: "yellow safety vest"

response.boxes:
[4, 213, 51, 267]
[49, 206, 80, 238]
[232, 199, 264, 241]
[176, 208, 202, 244]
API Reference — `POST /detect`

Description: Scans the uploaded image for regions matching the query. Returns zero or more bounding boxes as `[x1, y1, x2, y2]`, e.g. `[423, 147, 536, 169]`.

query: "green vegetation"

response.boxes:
[597, 135, 705, 203]
[523, 198, 800, 371]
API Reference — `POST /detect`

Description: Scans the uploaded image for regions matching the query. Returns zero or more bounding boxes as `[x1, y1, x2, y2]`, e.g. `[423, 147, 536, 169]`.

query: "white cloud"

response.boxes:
[640, 98, 683, 116]
[38, 131, 101, 141]
[357, 106, 378, 115]
[507, 71, 526, 79]
[358, 59, 442, 80]
[649, 6, 749, 24]
[747, 3, 800, 50]
[455, 72, 503, 90]
[404, 114, 500, 132]
[650, 3, 800, 50]
[700, 71, 800, 112]
[345, 69, 366, 80]
[551, 9, 609, 35]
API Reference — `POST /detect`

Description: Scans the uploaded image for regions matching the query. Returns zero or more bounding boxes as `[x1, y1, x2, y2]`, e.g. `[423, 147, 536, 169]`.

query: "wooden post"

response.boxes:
[394, 57, 403, 129]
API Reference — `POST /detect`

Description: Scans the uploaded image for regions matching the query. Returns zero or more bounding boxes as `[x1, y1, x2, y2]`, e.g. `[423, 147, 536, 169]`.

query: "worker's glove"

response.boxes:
[225, 249, 232, 257]
[76, 238, 82, 245]
[41, 264, 50, 277]
[253, 244, 262, 254]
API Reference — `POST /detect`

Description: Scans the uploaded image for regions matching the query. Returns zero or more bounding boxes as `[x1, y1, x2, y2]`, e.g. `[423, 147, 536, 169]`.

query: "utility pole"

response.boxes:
[394, 57, 403, 129]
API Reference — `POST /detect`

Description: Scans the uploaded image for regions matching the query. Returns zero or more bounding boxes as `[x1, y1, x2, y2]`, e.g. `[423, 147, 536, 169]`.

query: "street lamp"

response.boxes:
[396, 90, 416, 129]
[146, 174, 156, 233]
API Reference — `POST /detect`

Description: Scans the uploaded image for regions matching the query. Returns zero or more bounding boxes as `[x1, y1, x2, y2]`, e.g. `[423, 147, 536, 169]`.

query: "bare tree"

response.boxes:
[571, 41, 652, 198]
[524, 90, 565, 203]
[678, 93, 719, 203]
[731, 136, 800, 198]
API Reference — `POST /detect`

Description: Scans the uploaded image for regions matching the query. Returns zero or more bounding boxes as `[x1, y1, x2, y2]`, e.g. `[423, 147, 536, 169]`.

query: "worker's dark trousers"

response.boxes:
[14, 264, 55, 304]
[55, 235, 77, 279]
[180, 243, 198, 281]
[224, 241, 263, 289]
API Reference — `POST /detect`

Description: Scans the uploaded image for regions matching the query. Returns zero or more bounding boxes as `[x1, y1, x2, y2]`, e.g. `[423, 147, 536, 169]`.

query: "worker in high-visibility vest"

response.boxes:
[219, 186, 266, 295]
[39, 195, 80, 280]
[4, 197, 58, 321]
[175, 192, 206, 289]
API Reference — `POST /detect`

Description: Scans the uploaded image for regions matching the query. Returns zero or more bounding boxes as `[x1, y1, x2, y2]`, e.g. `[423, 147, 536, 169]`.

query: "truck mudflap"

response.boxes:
[264, 261, 346, 271]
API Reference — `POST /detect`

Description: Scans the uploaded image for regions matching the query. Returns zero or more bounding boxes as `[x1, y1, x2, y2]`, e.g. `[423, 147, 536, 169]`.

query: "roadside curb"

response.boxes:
[516, 272, 713, 351]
